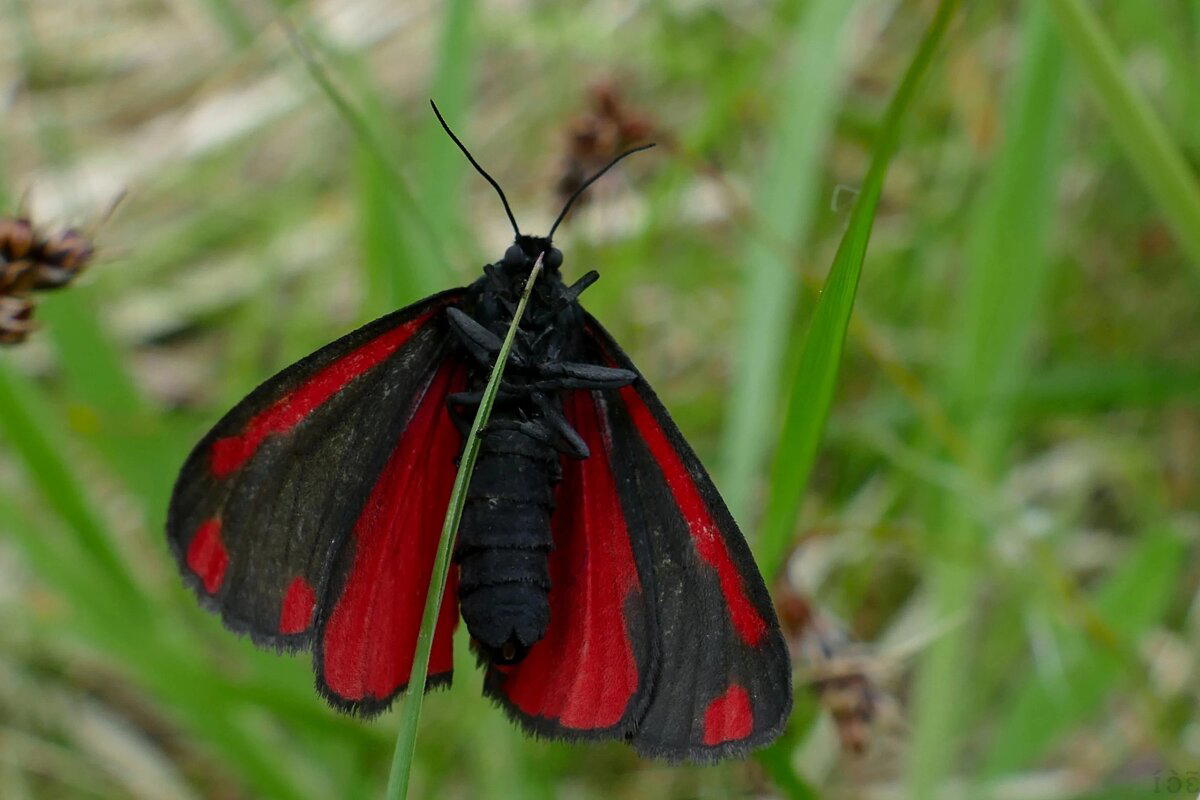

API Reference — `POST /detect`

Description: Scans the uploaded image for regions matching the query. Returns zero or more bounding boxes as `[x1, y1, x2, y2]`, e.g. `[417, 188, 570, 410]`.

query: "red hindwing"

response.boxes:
[484, 388, 650, 735]
[316, 362, 467, 709]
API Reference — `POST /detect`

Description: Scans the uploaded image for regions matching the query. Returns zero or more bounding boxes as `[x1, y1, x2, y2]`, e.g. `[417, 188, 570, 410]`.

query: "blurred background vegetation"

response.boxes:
[1, 0, 1198, 797]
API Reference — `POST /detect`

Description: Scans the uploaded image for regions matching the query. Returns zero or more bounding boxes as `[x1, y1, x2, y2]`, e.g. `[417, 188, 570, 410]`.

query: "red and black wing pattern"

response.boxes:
[485, 314, 792, 761]
[481, 386, 656, 740]
[167, 289, 467, 713]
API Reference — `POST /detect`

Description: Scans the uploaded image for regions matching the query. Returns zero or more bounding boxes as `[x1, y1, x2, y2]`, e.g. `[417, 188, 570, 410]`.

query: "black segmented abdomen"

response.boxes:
[456, 425, 560, 663]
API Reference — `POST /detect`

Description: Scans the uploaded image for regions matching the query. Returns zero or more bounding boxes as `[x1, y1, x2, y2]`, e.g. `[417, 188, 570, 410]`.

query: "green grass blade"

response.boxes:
[983, 522, 1186, 774]
[717, 0, 857, 520]
[0, 489, 129, 627]
[340, 59, 442, 308]
[945, 19, 1068, 452]
[351, 0, 476, 311]
[282, 22, 449, 274]
[1013, 360, 1200, 414]
[192, 0, 255, 46]
[1049, 0, 1200, 277]
[756, 0, 962, 578]
[36, 287, 180, 518]
[386, 255, 545, 800]
[0, 359, 144, 606]
[356, 143, 421, 318]
[908, 5, 1067, 795]
[404, 0, 474, 289]
[754, 690, 821, 800]
[37, 288, 144, 416]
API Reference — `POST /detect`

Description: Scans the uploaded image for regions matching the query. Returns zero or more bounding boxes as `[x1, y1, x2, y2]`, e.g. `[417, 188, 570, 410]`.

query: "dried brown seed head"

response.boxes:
[0, 217, 98, 345]
[33, 229, 95, 289]
[0, 295, 36, 345]
[0, 218, 36, 262]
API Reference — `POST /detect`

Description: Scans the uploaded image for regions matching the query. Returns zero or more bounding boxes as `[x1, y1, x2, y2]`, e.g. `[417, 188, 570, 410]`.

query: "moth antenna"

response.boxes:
[547, 142, 655, 240]
[430, 100, 521, 238]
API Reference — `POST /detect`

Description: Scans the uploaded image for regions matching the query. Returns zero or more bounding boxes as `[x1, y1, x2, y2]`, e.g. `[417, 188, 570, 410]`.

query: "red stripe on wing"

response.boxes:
[495, 390, 641, 730]
[186, 518, 228, 594]
[320, 363, 465, 703]
[614, 381, 767, 647]
[210, 307, 442, 477]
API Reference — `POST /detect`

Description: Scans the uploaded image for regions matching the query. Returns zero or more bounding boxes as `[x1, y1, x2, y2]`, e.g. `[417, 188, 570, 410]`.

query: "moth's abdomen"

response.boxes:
[456, 426, 559, 663]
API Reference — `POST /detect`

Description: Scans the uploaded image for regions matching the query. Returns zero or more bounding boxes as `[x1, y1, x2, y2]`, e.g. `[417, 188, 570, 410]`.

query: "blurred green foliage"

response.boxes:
[1, 0, 1198, 798]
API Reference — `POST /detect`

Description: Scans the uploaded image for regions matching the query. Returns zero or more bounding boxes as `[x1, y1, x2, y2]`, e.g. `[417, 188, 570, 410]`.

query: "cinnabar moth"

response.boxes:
[168, 102, 792, 761]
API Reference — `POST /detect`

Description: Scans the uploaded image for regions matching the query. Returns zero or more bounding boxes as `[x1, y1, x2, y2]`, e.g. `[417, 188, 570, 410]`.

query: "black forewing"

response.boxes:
[167, 289, 465, 651]
[580, 313, 793, 762]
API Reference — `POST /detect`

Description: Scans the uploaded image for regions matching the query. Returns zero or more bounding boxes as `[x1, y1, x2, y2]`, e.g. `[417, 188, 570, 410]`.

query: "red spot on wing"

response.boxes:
[320, 364, 464, 702]
[496, 390, 641, 730]
[703, 684, 753, 746]
[279, 577, 317, 634]
[186, 518, 228, 594]
[210, 308, 441, 477]
[616, 381, 767, 647]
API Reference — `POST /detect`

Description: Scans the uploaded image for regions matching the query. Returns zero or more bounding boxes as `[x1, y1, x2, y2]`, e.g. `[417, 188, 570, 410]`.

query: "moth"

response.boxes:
[168, 102, 792, 761]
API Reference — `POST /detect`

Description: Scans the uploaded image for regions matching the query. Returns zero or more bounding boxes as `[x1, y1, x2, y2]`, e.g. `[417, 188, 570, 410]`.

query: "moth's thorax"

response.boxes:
[468, 257, 582, 367]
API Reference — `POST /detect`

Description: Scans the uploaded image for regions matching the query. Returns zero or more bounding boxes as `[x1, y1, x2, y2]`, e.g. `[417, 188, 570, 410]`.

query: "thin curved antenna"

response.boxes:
[547, 143, 656, 239]
[430, 99, 521, 238]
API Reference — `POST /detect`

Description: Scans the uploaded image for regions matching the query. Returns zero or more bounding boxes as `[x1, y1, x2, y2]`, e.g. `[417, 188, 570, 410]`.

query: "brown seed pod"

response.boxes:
[775, 580, 888, 757]
[0, 216, 97, 345]
[555, 82, 658, 216]
[0, 218, 40, 295]
[32, 228, 94, 290]
[0, 217, 36, 261]
[804, 645, 880, 756]
[0, 257, 36, 295]
[0, 295, 36, 345]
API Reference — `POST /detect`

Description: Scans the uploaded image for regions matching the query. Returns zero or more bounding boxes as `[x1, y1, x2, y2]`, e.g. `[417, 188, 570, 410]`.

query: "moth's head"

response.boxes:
[502, 235, 563, 273]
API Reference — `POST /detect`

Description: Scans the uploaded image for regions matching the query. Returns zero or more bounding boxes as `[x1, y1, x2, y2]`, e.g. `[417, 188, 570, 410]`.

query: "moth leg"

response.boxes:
[552, 269, 600, 311]
[534, 361, 636, 389]
[447, 399, 473, 438]
[483, 417, 556, 448]
[531, 392, 589, 459]
[447, 308, 502, 366]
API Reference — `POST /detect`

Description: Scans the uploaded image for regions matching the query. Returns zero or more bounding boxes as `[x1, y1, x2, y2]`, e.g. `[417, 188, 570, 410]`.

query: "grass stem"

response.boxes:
[385, 254, 545, 800]
[756, 0, 961, 578]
